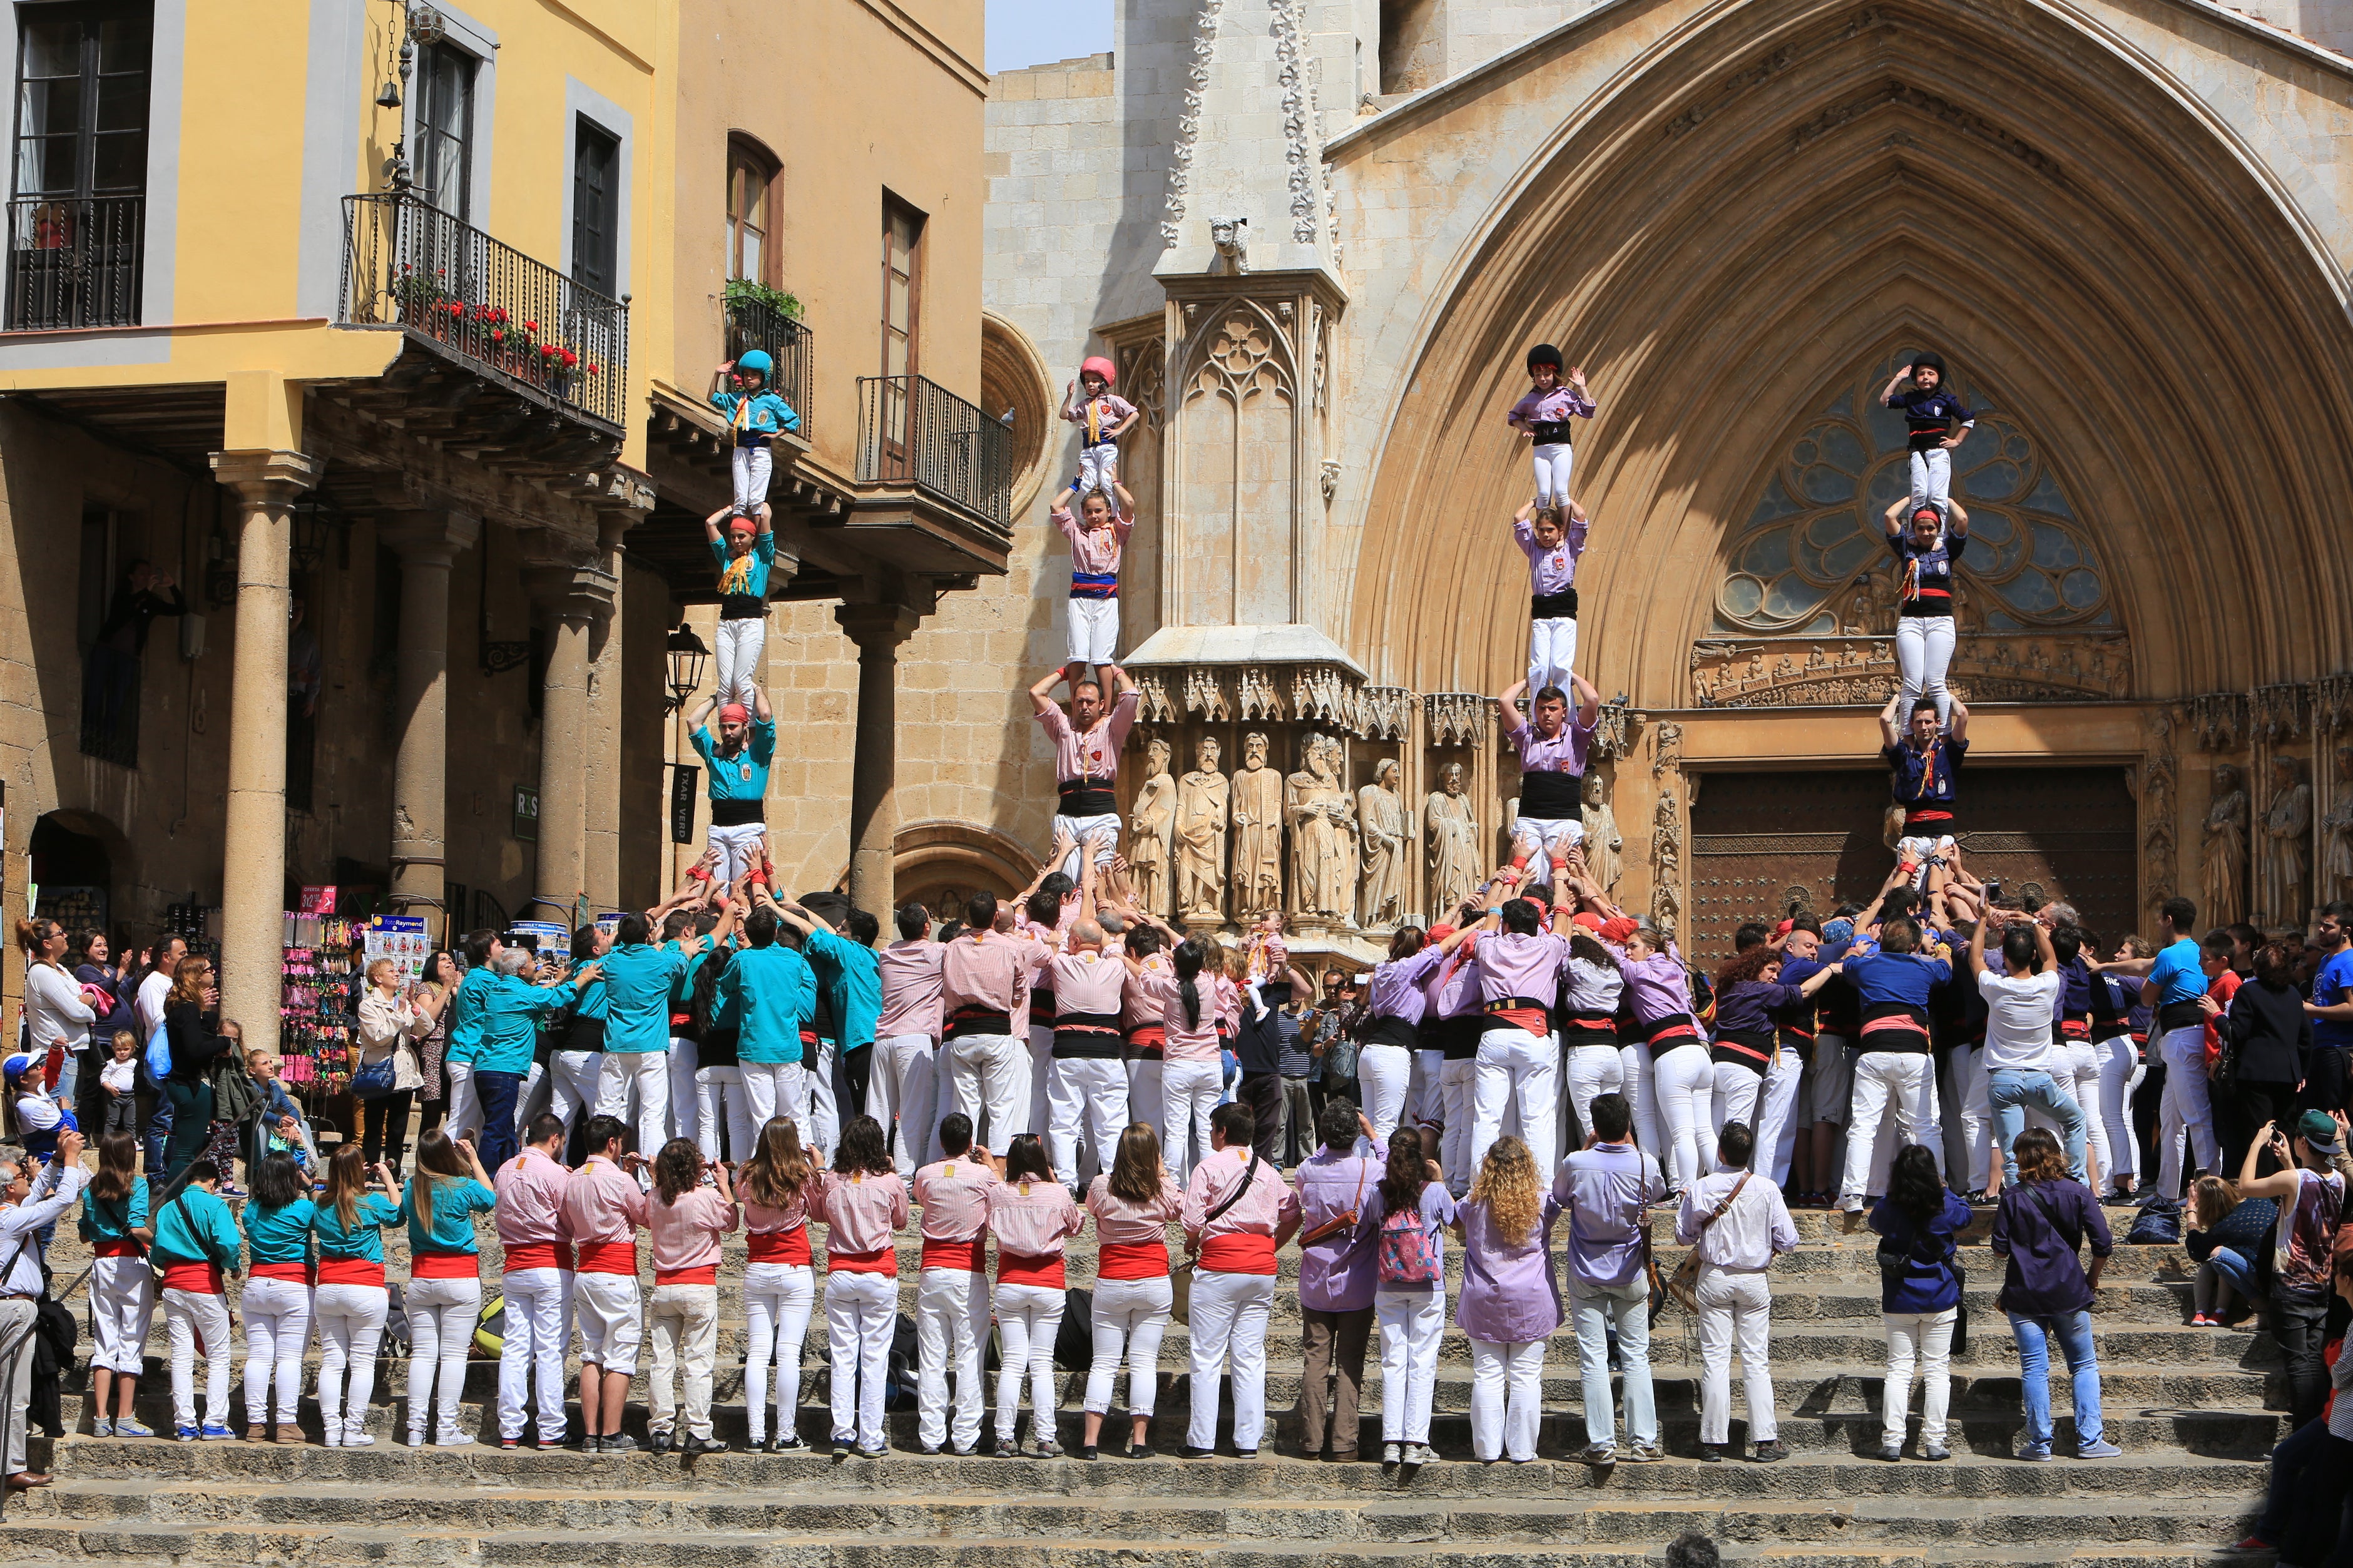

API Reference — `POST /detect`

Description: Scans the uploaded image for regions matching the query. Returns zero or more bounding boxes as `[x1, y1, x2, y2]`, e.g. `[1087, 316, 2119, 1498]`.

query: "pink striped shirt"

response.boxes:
[809, 1169, 909, 1257]
[1136, 970, 1222, 1061]
[1054, 504, 1133, 576]
[646, 1187, 737, 1274]
[912, 1157, 997, 1242]
[1046, 950, 1126, 1016]
[493, 1146, 574, 1249]
[1121, 952, 1171, 1029]
[561, 1155, 646, 1247]
[985, 1179, 1086, 1257]
[1036, 691, 1138, 785]
[876, 939, 947, 1039]
[1182, 1146, 1302, 1244]
[1086, 1174, 1183, 1244]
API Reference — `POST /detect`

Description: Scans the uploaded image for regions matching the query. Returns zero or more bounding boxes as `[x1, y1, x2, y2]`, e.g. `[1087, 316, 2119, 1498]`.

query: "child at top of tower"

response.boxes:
[710, 349, 802, 525]
[1062, 356, 1140, 502]
[1511, 493, 1590, 697]
[1504, 344, 1595, 509]
[1878, 354, 1976, 517]
[1051, 476, 1137, 695]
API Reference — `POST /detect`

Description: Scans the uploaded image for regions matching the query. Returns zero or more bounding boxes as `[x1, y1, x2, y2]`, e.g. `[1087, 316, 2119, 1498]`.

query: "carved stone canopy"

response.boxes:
[1690, 633, 2131, 708]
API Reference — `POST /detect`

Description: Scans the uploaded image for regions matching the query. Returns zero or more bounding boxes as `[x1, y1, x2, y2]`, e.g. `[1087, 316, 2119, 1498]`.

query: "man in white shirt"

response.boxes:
[135, 937, 186, 1040]
[1968, 915, 2086, 1188]
[2, 1129, 86, 1489]
[1675, 1121, 1799, 1464]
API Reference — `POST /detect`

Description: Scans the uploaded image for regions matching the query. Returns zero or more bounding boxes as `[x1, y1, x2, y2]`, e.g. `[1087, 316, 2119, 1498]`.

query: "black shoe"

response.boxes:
[769, 1433, 805, 1453]
[601, 1434, 637, 1453]
[1696, 1444, 1722, 1464]
[1752, 1440, 1788, 1464]
[648, 1431, 673, 1455]
[581, 1435, 604, 1453]
[683, 1437, 727, 1456]
[1180, 1445, 1215, 1459]
[1126, 1443, 1155, 1460]
[1232, 1448, 1258, 1459]
[1078, 1444, 1098, 1461]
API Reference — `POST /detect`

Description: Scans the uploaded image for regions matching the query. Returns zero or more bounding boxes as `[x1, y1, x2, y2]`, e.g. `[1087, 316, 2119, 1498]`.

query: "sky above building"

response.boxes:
[987, 0, 1113, 73]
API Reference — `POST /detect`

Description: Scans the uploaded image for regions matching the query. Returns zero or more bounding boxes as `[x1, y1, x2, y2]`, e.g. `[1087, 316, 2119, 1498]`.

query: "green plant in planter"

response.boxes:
[724, 276, 802, 321]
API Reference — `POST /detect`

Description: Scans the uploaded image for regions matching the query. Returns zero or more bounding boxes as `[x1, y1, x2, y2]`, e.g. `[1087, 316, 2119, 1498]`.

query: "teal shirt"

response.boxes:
[574, 978, 610, 1024]
[711, 532, 775, 601]
[445, 967, 498, 1064]
[474, 974, 581, 1075]
[600, 943, 690, 1055]
[709, 386, 800, 437]
[314, 1193, 402, 1263]
[400, 1174, 497, 1256]
[804, 928, 883, 1051]
[78, 1180, 150, 1245]
[691, 718, 775, 803]
[715, 943, 817, 1064]
[152, 1186, 242, 1271]
[243, 1198, 318, 1266]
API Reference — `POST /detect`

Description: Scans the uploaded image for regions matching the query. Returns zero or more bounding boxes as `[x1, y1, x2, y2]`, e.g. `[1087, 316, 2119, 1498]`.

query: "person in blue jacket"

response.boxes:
[1838, 917, 1954, 1214]
[775, 890, 882, 1144]
[152, 1157, 243, 1440]
[397, 1130, 499, 1447]
[595, 912, 706, 1162]
[715, 900, 819, 1141]
[709, 347, 800, 524]
[470, 947, 598, 1173]
[1869, 1143, 1973, 1461]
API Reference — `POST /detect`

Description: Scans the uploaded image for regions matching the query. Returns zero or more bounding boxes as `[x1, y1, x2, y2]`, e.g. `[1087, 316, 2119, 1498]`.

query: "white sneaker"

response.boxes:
[323, 1428, 343, 1448]
[435, 1428, 476, 1447]
[344, 1430, 374, 1448]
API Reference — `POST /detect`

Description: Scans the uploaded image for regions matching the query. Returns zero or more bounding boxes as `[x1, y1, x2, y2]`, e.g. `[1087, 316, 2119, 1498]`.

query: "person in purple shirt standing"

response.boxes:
[1567, 870, 1710, 1196]
[1990, 1126, 2117, 1461]
[1508, 494, 1590, 694]
[1358, 930, 1431, 1144]
[1292, 1101, 1385, 1464]
[1451, 1136, 1563, 1463]
[1432, 882, 1574, 1181]
[1500, 673, 1600, 898]
[1555, 1091, 1665, 1466]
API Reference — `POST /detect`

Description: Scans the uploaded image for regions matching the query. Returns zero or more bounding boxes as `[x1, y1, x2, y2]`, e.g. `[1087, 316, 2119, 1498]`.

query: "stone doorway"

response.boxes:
[1687, 766, 2137, 963]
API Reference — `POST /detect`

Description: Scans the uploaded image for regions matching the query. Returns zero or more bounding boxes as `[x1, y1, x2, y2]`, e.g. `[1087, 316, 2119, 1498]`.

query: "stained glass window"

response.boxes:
[1714, 354, 2110, 634]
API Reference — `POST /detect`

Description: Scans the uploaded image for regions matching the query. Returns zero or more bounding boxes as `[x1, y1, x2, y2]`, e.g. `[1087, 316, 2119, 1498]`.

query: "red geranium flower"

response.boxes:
[586, 364, 600, 375]
[523, 320, 538, 334]
[559, 349, 578, 367]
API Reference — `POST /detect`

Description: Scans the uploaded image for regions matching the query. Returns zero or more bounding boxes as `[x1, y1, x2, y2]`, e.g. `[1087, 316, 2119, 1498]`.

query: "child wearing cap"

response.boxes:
[1504, 344, 1595, 509]
[1062, 357, 1138, 501]
[1878, 355, 1976, 515]
[703, 505, 778, 707]
[710, 350, 802, 523]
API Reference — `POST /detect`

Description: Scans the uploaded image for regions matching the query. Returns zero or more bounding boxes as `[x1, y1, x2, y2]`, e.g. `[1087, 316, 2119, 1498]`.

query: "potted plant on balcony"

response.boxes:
[390, 264, 461, 336]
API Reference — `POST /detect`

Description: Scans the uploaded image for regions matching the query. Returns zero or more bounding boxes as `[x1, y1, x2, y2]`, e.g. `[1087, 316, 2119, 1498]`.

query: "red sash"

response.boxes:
[250, 1260, 314, 1285]
[1096, 1240, 1169, 1280]
[997, 1250, 1066, 1290]
[160, 1261, 222, 1294]
[655, 1263, 719, 1286]
[920, 1237, 983, 1272]
[504, 1240, 564, 1273]
[576, 1241, 638, 1276]
[411, 1250, 479, 1280]
[94, 1239, 141, 1258]
[317, 1257, 387, 1288]
[748, 1228, 813, 1266]
[827, 1246, 897, 1275]
[1197, 1233, 1277, 1275]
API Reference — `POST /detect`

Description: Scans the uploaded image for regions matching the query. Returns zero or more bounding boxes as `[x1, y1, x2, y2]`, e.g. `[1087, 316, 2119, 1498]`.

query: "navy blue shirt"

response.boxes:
[1871, 1191, 1974, 1314]
[1886, 736, 1966, 820]
[1991, 1177, 2113, 1315]
[1847, 950, 1952, 1011]
[1884, 387, 1978, 451]
[1889, 531, 1967, 616]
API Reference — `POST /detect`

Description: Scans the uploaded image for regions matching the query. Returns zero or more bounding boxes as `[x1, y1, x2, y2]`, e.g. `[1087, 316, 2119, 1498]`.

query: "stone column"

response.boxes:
[835, 601, 925, 926]
[525, 552, 618, 922]
[209, 448, 321, 1056]
[378, 509, 481, 944]
[583, 518, 628, 912]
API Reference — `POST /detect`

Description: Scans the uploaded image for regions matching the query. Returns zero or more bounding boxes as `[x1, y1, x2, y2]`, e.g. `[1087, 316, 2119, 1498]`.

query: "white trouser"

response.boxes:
[1908, 446, 1951, 512]
[496, 1266, 572, 1442]
[444, 1060, 481, 1142]
[1052, 813, 1121, 880]
[1125, 1057, 1165, 1144]
[740, 1059, 812, 1141]
[1652, 1045, 1717, 1191]
[1066, 598, 1118, 668]
[994, 1280, 1067, 1445]
[807, 1037, 840, 1159]
[1527, 616, 1578, 696]
[825, 1270, 897, 1448]
[239, 1275, 311, 1426]
[0, 1299, 32, 1472]
[1843, 1051, 1944, 1201]
[1696, 1266, 1776, 1444]
[1085, 1275, 1171, 1417]
[2156, 1024, 2220, 1196]
[1882, 1307, 1958, 1449]
[947, 1031, 1027, 1153]
[1439, 1057, 1478, 1198]
[743, 1261, 816, 1447]
[315, 1282, 389, 1440]
[548, 1049, 602, 1136]
[596, 1049, 671, 1159]
[1621, 1043, 1661, 1163]
[162, 1288, 232, 1432]
[648, 1281, 721, 1439]
[1076, 440, 1120, 496]
[405, 1275, 482, 1443]
[1404, 1046, 1442, 1130]
[1531, 440, 1574, 507]
[88, 1253, 155, 1375]
[695, 1064, 752, 1163]
[1472, 1026, 1559, 1178]
[2060, 1039, 2108, 1188]
[2096, 1036, 2145, 1186]
[666, 1036, 702, 1144]
[1161, 1058, 1223, 1187]
[732, 442, 773, 511]
[715, 616, 767, 708]
[1359, 1043, 1414, 1143]
[914, 1265, 990, 1451]
[1187, 1270, 1274, 1452]
[1949, 1043, 1992, 1193]
[1513, 817, 1586, 892]
[1563, 1043, 1625, 1152]
[1712, 1063, 1765, 1148]
[872, 1034, 940, 1176]
[1753, 1049, 1805, 1185]
[1809, 1036, 1854, 1127]
[1896, 614, 1957, 731]
[1571, 1276, 1657, 1449]
[1048, 1057, 1128, 1186]
[573, 1270, 643, 1376]
[1026, 1025, 1054, 1143]
[1376, 1286, 1446, 1444]
[706, 821, 767, 885]
[1469, 1336, 1545, 1462]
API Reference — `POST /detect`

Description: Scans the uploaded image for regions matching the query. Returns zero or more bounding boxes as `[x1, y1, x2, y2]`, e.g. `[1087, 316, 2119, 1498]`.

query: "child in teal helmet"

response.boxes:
[710, 349, 801, 526]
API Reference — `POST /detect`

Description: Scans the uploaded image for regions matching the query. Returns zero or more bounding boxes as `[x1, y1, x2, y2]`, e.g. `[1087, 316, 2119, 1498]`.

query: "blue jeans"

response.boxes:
[1988, 1069, 2087, 1187]
[2007, 1308, 2102, 1448]
[2206, 1247, 2260, 1300]
[142, 1087, 175, 1174]
[474, 1069, 526, 1172]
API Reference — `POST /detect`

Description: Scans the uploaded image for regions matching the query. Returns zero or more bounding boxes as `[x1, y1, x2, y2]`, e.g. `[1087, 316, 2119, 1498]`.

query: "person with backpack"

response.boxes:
[1293, 1097, 1384, 1464]
[312, 1144, 402, 1447]
[986, 1132, 1086, 1457]
[2233, 1112, 2347, 1430]
[1869, 1143, 1971, 1460]
[1991, 1126, 2118, 1460]
[1180, 1102, 1302, 1459]
[78, 1131, 155, 1438]
[238, 1151, 316, 1442]
[1369, 1125, 1454, 1467]
[151, 1155, 240, 1440]
[1556, 1090, 1665, 1467]
[1083, 1121, 1181, 1460]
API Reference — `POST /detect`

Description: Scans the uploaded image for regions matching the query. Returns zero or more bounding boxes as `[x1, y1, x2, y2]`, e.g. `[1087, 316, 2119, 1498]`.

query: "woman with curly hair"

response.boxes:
[1452, 1136, 1561, 1462]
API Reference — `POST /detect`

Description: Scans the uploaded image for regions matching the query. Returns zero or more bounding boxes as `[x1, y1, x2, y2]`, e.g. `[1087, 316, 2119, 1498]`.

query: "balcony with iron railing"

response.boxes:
[855, 374, 1013, 534]
[4, 193, 143, 330]
[339, 192, 628, 430]
[722, 285, 812, 441]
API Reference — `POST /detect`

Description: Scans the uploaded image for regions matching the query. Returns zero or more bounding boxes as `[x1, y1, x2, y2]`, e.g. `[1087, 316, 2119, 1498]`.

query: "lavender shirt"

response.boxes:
[1454, 1193, 1564, 1343]
[1296, 1137, 1388, 1313]
[1554, 1140, 1666, 1291]
[1396, 943, 1482, 1022]
[1603, 938, 1690, 1028]
[1514, 516, 1588, 596]
[1508, 718, 1594, 785]
[1474, 930, 1570, 1006]
[1364, 958, 1430, 1027]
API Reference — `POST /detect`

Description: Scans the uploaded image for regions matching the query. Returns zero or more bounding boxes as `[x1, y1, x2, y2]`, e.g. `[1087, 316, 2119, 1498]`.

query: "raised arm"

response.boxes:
[1946, 696, 1969, 743]
[687, 693, 718, 731]
[1878, 691, 1902, 748]
[702, 506, 728, 544]
[1499, 678, 1529, 729]
[1570, 671, 1601, 729]
[752, 683, 773, 724]
[1879, 365, 1913, 407]
[1029, 667, 1066, 718]
[1967, 912, 1991, 977]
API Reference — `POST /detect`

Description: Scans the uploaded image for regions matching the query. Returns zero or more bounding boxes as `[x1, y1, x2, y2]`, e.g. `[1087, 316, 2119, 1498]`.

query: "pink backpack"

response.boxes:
[1377, 1200, 1440, 1285]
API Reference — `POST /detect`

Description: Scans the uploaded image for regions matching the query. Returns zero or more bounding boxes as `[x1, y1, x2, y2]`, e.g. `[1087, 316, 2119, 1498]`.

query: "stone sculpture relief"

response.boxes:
[1582, 769, 1624, 895]
[1651, 785, 1683, 941]
[2200, 763, 2249, 930]
[1126, 737, 1178, 919]
[2324, 743, 2353, 904]
[2141, 706, 2178, 914]
[1356, 758, 1406, 930]
[2262, 755, 2313, 928]
[1229, 731, 1285, 919]
[1426, 762, 1482, 917]
[1209, 216, 1250, 275]
[1174, 736, 1230, 921]
[1287, 732, 1355, 922]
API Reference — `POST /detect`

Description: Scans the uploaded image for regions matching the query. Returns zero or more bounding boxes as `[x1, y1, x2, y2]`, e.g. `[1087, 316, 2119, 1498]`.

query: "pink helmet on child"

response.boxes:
[1080, 355, 1116, 385]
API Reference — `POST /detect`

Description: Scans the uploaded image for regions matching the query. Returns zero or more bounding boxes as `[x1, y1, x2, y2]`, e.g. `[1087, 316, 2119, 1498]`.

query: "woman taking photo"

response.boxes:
[988, 1132, 1086, 1457]
[2230, 1111, 2347, 1430]
[1990, 1126, 2116, 1460]
[397, 1129, 498, 1447]
[809, 1114, 909, 1458]
[413, 949, 462, 1144]
[18, 917, 94, 1111]
[738, 1116, 818, 1452]
[161, 954, 227, 1180]
[1083, 1121, 1181, 1460]
[643, 1136, 737, 1455]
[355, 957, 444, 1177]
[1869, 1143, 1971, 1461]
[2184, 1174, 2275, 1328]
[1453, 1135, 1561, 1464]
[239, 1150, 316, 1442]
[313, 1144, 402, 1446]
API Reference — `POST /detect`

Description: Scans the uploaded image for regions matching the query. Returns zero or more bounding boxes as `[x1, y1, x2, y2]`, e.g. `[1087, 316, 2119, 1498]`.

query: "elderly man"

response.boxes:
[3, 1128, 86, 1490]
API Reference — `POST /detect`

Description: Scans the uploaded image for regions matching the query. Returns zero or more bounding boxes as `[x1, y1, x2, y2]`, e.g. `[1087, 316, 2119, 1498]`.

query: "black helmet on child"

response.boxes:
[1526, 343, 1563, 372]
[1911, 352, 1946, 375]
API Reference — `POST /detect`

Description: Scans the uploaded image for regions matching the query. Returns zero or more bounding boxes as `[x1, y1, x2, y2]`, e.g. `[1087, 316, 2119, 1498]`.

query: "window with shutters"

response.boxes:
[6, 1, 151, 328]
[571, 116, 619, 298]
[414, 41, 476, 220]
[726, 140, 773, 285]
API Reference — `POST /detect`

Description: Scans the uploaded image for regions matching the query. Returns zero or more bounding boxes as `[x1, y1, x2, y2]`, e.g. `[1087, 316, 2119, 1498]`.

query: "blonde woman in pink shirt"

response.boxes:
[644, 1137, 738, 1455]
[1083, 1121, 1183, 1459]
[738, 1116, 818, 1452]
[1122, 939, 1223, 1185]
[987, 1133, 1087, 1456]
[809, 1114, 909, 1457]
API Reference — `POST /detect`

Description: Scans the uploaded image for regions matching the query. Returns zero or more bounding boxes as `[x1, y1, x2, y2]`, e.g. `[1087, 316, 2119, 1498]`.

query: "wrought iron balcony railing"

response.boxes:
[855, 374, 1013, 529]
[339, 192, 628, 428]
[4, 194, 143, 330]
[723, 290, 812, 442]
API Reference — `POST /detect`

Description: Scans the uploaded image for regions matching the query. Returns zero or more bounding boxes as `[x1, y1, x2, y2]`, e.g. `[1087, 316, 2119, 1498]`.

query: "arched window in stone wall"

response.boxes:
[1715, 353, 2111, 637]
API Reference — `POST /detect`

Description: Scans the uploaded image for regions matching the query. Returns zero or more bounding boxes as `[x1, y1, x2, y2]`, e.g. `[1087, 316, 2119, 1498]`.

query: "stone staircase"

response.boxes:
[3, 1201, 2278, 1567]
